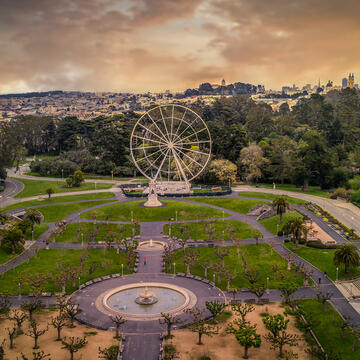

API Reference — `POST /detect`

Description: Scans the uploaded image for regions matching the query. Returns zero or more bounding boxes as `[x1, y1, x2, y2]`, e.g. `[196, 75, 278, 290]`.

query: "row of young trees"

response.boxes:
[0, 293, 118, 360]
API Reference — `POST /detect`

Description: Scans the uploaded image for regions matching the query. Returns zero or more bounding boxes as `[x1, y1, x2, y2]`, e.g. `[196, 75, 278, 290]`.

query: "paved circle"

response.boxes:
[73, 273, 225, 332]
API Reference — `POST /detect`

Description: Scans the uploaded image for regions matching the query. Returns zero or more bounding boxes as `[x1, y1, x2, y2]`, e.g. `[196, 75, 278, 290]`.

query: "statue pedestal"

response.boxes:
[144, 181, 162, 207]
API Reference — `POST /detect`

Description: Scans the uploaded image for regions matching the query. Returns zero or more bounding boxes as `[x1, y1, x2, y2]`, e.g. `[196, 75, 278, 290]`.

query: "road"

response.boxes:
[234, 185, 360, 235]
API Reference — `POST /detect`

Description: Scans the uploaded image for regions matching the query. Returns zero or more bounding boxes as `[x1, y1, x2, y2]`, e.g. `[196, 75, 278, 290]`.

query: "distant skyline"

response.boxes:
[1, 0, 359, 94]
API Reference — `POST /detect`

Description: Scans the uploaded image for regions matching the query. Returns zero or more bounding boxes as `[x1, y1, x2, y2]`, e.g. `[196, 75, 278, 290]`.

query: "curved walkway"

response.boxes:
[234, 185, 360, 235]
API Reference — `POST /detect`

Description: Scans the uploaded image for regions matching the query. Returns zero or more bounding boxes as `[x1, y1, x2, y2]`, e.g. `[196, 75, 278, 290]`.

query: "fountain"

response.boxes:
[135, 286, 158, 305]
[149, 239, 154, 247]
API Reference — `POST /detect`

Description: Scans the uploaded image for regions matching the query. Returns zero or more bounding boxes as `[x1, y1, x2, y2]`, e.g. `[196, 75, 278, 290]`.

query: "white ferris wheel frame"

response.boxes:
[130, 104, 212, 185]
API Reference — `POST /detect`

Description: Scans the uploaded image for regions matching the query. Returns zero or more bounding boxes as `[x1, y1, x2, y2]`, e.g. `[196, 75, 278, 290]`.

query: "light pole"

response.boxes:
[121, 264, 124, 278]
[61, 169, 64, 179]
[175, 211, 178, 222]
[32, 229, 34, 241]
[81, 233, 84, 248]
[78, 276, 81, 289]
[18, 282, 21, 298]
[131, 211, 134, 223]
[173, 263, 176, 277]
[111, 170, 114, 181]
[336, 267, 339, 282]
[95, 181, 97, 189]
[222, 210, 225, 221]
[266, 277, 269, 294]
[276, 224, 279, 235]
[213, 273, 216, 284]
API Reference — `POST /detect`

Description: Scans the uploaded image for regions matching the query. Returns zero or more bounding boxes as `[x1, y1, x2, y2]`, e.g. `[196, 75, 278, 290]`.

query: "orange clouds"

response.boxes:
[0, 0, 359, 93]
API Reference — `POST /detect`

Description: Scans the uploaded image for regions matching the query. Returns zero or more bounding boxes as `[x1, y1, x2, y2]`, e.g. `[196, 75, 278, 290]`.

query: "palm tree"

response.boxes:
[272, 196, 290, 223]
[282, 217, 307, 248]
[23, 209, 42, 232]
[334, 244, 360, 274]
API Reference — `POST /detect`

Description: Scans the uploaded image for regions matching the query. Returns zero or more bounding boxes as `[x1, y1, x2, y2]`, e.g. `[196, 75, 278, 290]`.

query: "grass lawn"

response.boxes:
[0, 249, 133, 295]
[163, 220, 262, 241]
[238, 191, 307, 205]
[0, 248, 16, 265]
[81, 200, 230, 222]
[259, 212, 303, 235]
[4, 192, 115, 211]
[188, 197, 268, 214]
[299, 299, 359, 360]
[37, 200, 113, 222]
[14, 178, 113, 198]
[168, 244, 303, 290]
[25, 224, 49, 240]
[285, 242, 360, 281]
[55, 223, 139, 243]
[254, 183, 332, 198]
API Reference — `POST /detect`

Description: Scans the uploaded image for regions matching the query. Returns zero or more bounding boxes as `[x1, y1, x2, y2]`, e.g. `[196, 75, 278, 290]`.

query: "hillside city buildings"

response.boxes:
[0, 74, 358, 121]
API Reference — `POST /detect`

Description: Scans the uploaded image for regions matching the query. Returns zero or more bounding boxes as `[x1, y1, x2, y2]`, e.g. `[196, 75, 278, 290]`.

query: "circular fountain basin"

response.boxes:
[138, 241, 164, 251]
[99, 283, 196, 320]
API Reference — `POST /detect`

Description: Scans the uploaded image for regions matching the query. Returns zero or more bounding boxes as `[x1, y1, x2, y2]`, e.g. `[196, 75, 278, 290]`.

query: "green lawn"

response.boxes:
[14, 178, 113, 198]
[0, 248, 16, 265]
[254, 183, 332, 198]
[37, 200, 113, 222]
[299, 299, 359, 360]
[259, 212, 303, 235]
[25, 224, 49, 240]
[168, 244, 303, 290]
[188, 198, 268, 214]
[163, 220, 262, 241]
[285, 242, 360, 281]
[55, 223, 139, 243]
[238, 192, 307, 205]
[4, 192, 116, 211]
[0, 249, 133, 295]
[81, 200, 230, 222]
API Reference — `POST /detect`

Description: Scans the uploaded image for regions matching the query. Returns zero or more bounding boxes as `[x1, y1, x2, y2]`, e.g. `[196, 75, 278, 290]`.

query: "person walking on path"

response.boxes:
[144, 256, 146, 265]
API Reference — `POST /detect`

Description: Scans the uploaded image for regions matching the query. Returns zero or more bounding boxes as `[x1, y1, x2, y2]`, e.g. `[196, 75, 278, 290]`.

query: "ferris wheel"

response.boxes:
[130, 104, 211, 185]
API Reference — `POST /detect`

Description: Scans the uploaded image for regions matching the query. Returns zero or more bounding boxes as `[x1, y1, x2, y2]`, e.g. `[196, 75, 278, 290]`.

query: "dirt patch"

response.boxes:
[0, 309, 118, 359]
[166, 302, 310, 360]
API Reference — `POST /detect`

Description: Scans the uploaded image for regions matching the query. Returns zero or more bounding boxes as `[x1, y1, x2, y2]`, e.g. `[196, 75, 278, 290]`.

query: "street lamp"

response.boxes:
[266, 277, 269, 294]
[222, 210, 225, 221]
[276, 224, 279, 235]
[95, 181, 97, 189]
[121, 264, 124, 278]
[32, 229, 34, 241]
[61, 169, 64, 179]
[336, 267, 339, 282]
[111, 170, 114, 181]
[81, 233, 84, 248]
[213, 273, 216, 284]
[173, 263, 176, 276]
[175, 211, 178, 222]
[131, 211, 134, 223]
[78, 276, 81, 289]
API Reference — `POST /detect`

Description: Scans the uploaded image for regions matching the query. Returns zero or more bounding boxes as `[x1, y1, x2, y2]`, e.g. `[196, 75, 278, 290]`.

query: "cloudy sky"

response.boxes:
[1, 0, 359, 94]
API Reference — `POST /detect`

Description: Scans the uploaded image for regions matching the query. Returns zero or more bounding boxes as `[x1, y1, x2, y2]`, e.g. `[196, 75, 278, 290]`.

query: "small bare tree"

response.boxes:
[7, 309, 27, 334]
[216, 247, 230, 267]
[316, 286, 333, 312]
[25, 320, 48, 349]
[109, 314, 127, 339]
[51, 314, 68, 341]
[21, 298, 43, 321]
[61, 336, 88, 360]
[182, 249, 200, 275]
[6, 326, 16, 349]
[64, 301, 82, 328]
[199, 260, 213, 279]
[159, 312, 184, 338]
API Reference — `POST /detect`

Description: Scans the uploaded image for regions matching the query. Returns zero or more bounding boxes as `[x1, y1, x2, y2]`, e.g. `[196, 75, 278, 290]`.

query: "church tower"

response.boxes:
[348, 73, 355, 88]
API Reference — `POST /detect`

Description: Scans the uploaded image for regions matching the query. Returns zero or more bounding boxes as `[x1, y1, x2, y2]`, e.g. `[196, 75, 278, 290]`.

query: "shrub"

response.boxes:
[306, 241, 339, 249]
[348, 175, 360, 190]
